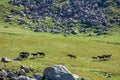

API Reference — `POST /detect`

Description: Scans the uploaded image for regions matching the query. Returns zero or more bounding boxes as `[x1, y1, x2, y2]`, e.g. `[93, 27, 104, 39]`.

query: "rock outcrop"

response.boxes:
[43, 65, 79, 80]
[8, 0, 113, 35]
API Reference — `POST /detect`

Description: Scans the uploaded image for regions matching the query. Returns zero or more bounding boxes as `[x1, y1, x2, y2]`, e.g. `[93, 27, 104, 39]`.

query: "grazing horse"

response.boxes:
[67, 54, 76, 59]
[103, 54, 112, 59]
[37, 52, 45, 57]
[19, 52, 30, 59]
[92, 56, 97, 60]
[97, 55, 105, 60]
[31, 53, 38, 57]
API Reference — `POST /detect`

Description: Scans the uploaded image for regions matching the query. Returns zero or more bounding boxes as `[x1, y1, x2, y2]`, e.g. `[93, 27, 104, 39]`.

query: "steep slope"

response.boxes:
[0, 0, 120, 35]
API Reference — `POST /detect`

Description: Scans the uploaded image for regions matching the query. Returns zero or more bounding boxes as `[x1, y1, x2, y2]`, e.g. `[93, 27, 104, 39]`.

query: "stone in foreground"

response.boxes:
[43, 65, 79, 80]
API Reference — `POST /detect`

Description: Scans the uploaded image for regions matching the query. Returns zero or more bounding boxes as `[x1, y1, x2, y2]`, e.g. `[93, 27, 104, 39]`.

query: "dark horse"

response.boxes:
[67, 54, 76, 59]
[103, 54, 112, 59]
[37, 52, 45, 57]
[98, 54, 112, 61]
[31, 53, 38, 57]
[19, 52, 30, 59]
[92, 56, 98, 60]
[97, 55, 105, 60]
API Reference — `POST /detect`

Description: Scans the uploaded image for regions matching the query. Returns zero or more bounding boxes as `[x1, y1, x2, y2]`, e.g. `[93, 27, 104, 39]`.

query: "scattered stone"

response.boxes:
[19, 69, 26, 76]
[20, 65, 30, 73]
[71, 29, 78, 35]
[9, 0, 111, 35]
[18, 18, 26, 25]
[1, 57, 12, 63]
[34, 74, 43, 80]
[7, 71, 16, 79]
[13, 57, 22, 61]
[0, 69, 7, 80]
[9, 77, 18, 80]
[34, 29, 43, 32]
[18, 76, 36, 80]
[5, 18, 11, 22]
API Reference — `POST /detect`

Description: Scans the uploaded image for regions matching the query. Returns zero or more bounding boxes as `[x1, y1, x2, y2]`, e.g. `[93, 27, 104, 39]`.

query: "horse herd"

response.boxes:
[92, 54, 112, 61]
[19, 52, 77, 60]
[19, 52, 45, 59]
[18, 52, 112, 61]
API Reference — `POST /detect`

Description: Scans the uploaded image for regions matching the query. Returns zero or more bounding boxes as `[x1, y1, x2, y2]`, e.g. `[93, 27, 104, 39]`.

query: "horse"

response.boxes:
[103, 54, 112, 59]
[19, 52, 30, 59]
[37, 52, 45, 57]
[67, 54, 76, 59]
[97, 55, 105, 60]
[92, 56, 98, 60]
[19, 54, 28, 59]
[19, 52, 30, 56]
[31, 53, 38, 57]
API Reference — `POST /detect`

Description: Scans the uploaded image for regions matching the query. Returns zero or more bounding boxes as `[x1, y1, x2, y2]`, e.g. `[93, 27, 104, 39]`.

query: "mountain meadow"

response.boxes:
[0, 0, 120, 80]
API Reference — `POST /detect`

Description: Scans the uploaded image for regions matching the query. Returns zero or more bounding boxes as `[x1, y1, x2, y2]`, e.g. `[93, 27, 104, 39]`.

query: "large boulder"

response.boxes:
[43, 65, 79, 80]
[34, 74, 43, 80]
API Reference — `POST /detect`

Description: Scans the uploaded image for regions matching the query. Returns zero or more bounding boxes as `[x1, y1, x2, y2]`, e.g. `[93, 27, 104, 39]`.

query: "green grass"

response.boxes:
[0, 26, 120, 80]
[0, 0, 120, 80]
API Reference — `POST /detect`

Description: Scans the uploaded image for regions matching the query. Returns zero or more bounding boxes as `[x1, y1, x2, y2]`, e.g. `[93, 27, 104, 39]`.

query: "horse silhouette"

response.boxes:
[37, 52, 45, 57]
[19, 52, 30, 59]
[92, 56, 98, 60]
[67, 54, 76, 59]
[31, 53, 38, 57]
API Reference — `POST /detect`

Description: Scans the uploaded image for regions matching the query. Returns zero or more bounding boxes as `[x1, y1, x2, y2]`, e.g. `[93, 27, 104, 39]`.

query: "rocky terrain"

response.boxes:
[0, 59, 80, 80]
[5, 0, 120, 35]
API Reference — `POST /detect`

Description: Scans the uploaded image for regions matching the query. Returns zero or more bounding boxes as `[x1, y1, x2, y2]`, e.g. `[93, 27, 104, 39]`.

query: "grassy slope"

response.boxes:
[0, 26, 120, 80]
[0, 0, 120, 80]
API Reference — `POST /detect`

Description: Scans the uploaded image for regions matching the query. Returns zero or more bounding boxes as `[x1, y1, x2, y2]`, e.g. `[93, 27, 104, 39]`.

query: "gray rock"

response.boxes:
[6, 15, 13, 18]
[34, 74, 43, 80]
[0, 69, 7, 80]
[13, 57, 22, 61]
[34, 29, 43, 32]
[18, 76, 37, 80]
[9, 77, 18, 80]
[5, 18, 11, 22]
[1, 57, 12, 63]
[19, 11, 26, 17]
[18, 18, 26, 25]
[7, 71, 16, 78]
[104, 1, 114, 7]
[18, 76, 29, 80]
[20, 65, 30, 73]
[43, 65, 79, 80]
[71, 29, 78, 35]
[19, 69, 26, 76]
[51, 29, 62, 34]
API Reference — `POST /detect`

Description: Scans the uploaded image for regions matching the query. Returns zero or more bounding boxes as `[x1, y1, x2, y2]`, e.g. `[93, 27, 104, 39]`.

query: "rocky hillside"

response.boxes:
[1, 0, 120, 35]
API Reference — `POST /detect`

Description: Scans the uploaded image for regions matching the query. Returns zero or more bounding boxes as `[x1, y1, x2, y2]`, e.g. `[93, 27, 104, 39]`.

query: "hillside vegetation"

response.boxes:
[0, 0, 120, 35]
[0, 25, 120, 80]
[0, 0, 120, 80]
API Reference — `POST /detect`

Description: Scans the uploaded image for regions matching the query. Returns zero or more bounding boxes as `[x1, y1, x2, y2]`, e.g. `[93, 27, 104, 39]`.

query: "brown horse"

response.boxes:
[67, 54, 76, 59]
[37, 52, 45, 57]
[92, 56, 98, 60]
[97, 55, 105, 60]
[103, 54, 112, 59]
[31, 53, 38, 57]
[19, 52, 30, 59]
